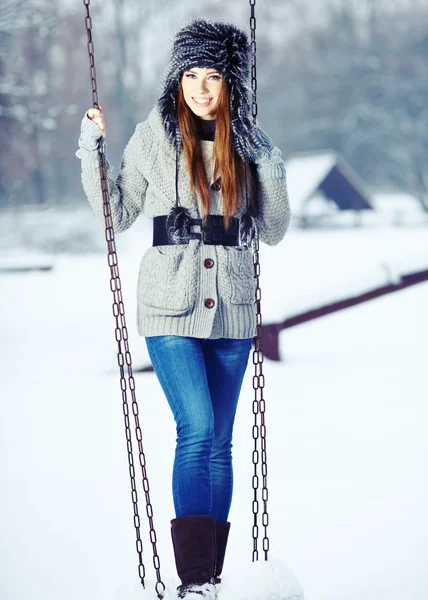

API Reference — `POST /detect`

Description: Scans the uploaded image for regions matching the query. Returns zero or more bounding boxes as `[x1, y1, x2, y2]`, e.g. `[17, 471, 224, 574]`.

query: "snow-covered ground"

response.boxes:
[1, 224, 427, 600]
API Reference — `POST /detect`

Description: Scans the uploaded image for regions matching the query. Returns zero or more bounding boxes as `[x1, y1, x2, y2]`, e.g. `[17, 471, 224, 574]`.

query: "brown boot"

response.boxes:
[171, 515, 216, 599]
[213, 521, 231, 584]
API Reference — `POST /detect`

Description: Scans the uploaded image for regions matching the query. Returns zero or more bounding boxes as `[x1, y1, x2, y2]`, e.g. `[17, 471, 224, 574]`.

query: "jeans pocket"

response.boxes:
[137, 244, 197, 313]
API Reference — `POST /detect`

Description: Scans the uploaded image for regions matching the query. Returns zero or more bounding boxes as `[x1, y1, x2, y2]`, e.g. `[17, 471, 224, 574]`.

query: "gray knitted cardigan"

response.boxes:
[76, 106, 291, 339]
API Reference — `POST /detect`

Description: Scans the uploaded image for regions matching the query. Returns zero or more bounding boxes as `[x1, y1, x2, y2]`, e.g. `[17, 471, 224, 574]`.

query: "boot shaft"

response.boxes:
[214, 521, 230, 581]
[171, 515, 216, 588]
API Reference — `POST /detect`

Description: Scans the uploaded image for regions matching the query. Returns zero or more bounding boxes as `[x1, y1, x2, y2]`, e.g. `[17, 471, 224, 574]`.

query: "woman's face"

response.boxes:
[181, 67, 223, 120]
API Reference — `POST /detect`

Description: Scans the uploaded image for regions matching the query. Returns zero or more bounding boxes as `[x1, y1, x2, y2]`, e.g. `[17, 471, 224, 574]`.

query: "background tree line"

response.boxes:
[1, 0, 427, 211]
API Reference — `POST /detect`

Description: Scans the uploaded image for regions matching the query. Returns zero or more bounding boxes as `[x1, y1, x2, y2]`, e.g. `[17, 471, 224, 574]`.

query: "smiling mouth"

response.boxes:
[192, 98, 213, 106]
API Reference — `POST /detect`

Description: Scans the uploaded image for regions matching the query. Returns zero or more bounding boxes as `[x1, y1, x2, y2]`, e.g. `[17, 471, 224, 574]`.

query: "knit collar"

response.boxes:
[196, 118, 216, 141]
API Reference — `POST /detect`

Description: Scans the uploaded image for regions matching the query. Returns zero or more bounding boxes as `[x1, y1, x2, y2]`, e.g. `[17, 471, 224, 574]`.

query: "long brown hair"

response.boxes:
[177, 79, 246, 230]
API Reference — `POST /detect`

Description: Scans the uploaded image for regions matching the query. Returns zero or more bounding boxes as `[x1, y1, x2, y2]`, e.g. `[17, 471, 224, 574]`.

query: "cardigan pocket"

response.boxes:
[137, 244, 197, 313]
[223, 246, 256, 305]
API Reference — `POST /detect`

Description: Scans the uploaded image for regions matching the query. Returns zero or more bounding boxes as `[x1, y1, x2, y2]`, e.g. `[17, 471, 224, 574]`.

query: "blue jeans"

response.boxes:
[145, 335, 252, 522]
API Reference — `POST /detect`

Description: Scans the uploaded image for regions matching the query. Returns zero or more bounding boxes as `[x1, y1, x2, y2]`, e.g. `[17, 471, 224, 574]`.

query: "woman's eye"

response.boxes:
[184, 73, 220, 81]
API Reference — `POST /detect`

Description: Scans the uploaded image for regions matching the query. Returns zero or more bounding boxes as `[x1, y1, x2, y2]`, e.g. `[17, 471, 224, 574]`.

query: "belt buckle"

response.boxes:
[202, 228, 217, 245]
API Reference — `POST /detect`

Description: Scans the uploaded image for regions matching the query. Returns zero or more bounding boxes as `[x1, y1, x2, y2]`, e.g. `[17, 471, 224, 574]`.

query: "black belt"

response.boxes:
[153, 214, 240, 246]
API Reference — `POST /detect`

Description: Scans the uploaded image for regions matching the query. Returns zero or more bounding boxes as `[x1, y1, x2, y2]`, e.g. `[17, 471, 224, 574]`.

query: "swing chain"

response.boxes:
[249, 0, 258, 122]
[82, 2, 165, 597]
[250, 0, 270, 562]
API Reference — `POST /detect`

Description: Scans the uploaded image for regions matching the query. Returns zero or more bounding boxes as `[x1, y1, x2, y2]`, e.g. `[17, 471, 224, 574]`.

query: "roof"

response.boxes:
[285, 150, 373, 214]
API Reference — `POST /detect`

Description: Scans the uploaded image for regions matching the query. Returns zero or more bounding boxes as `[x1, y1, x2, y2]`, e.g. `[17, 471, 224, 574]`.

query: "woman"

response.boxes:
[77, 19, 291, 600]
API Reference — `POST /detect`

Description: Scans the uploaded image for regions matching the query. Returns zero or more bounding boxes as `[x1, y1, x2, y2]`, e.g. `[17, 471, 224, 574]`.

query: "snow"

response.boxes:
[0, 250, 54, 272]
[1, 225, 428, 600]
[372, 192, 428, 227]
[259, 226, 428, 323]
[116, 559, 303, 600]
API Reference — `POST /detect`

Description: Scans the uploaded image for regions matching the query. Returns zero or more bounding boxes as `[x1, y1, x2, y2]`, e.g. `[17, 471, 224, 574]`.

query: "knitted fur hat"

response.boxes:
[158, 19, 258, 161]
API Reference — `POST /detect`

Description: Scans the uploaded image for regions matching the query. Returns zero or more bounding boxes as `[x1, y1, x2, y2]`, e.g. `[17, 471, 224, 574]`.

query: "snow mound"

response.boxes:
[0, 251, 55, 273]
[117, 557, 304, 600]
[117, 577, 176, 600]
[221, 558, 304, 600]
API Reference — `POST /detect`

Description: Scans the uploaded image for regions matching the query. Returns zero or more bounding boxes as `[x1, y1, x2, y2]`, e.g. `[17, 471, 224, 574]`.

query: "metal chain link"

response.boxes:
[82, 2, 165, 597]
[250, 0, 270, 562]
[249, 0, 258, 122]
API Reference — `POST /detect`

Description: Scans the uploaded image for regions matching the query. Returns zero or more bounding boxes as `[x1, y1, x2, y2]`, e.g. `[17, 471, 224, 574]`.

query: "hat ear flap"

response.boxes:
[158, 78, 181, 148]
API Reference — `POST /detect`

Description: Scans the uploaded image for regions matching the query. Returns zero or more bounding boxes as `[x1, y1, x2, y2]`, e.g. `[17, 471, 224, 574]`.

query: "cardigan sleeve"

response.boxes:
[251, 128, 292, 246]
[76, 116, 153, 233]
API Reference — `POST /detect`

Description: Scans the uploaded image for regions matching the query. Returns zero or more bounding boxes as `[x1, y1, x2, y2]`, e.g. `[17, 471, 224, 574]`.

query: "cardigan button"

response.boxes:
[211, 179, 222, 192]
[204, 258, 214, 269]
[204, 298, 215, 309]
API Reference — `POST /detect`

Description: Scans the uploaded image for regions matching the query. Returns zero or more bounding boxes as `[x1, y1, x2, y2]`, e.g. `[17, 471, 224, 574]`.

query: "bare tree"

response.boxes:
[1, 0, 427, 212]
[267, 0, 428, 209]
